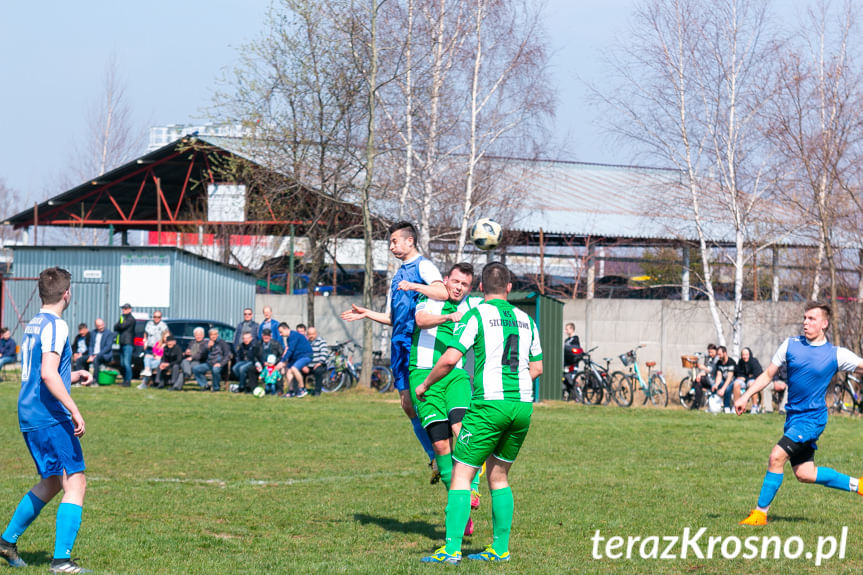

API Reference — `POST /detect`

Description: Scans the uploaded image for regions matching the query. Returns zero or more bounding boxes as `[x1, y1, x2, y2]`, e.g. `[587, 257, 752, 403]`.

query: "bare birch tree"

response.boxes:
[598, 0, 776, 355]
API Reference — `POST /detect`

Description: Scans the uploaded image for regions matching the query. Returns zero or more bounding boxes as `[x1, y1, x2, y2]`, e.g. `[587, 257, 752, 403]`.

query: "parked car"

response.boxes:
[111, 318, 236, 379]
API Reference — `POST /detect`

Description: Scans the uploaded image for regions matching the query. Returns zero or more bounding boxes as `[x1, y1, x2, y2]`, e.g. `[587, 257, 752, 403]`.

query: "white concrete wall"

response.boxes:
[254, 294, 390, 353]
[563, 299, 801, 383]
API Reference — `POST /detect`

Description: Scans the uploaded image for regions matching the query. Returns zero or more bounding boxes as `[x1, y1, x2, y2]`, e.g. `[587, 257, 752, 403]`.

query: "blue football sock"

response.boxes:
[53, 503, 83, 560]
[410, 417, 435, 462]
[2, 491, 47, 543]
[815, 467, 854, 492]
[756, 471, 783, 510]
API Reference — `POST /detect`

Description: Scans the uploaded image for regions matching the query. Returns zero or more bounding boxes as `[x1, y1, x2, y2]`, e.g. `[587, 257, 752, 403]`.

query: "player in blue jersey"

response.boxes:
[341, 221, 448, 480]
[735, 301, 863, 526]
[0, 268, 94, 573]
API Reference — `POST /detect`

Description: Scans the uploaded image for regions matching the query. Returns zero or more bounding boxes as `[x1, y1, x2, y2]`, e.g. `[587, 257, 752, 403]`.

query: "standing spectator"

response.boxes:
[234, 308, 259, 349]
[113, 303, 135, 387]
[712, 345, 737, 413]
[734, 347, 763, 414]
[276, 323, 313, 397]
[193, 328, 230, 391]
[259, 354, 283, 395]
[181, 327, 208, 384]
[232, 331, 261, 393]
[86, 318, 114, 375]
[258, 306, 279, 340]
[0, 327, 17, 380]
[304, 326, 330, 396]
[143, 312, 168, 361]
[160, 335, 184, 390]
[139, 331, 169, 390]
[562, 322, 582, 400]
[71, 324, 92, 372]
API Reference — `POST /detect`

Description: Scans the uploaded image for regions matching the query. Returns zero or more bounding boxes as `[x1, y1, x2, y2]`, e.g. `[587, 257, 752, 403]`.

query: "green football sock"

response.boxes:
[435, 453, 453, 490]
[444, 489, 471, 554]
[470, 467, 481, 492]
[490, 486, 513, 555]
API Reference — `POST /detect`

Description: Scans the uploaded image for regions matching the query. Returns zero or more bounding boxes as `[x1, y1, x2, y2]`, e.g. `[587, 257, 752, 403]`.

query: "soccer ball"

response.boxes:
[470, 218, 502, 251]
[253, 386, 266, 398]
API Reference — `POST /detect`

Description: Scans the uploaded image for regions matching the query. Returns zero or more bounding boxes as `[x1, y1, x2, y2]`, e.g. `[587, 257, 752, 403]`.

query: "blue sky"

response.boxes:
[0, 0, 635, 208]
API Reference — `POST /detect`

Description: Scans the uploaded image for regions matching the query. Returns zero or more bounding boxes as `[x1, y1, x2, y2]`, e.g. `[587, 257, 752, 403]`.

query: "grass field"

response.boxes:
[2, 380, 863, 574]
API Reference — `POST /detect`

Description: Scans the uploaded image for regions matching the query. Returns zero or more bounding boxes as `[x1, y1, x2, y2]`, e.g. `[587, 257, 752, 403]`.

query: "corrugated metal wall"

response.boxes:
[510, 292, 564, 402]
[1, 247, 255, 342]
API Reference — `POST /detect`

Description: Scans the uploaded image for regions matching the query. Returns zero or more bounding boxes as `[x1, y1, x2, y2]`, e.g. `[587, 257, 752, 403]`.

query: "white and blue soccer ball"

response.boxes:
[470, 218, 502, 251]
[253, 386, 266, 398]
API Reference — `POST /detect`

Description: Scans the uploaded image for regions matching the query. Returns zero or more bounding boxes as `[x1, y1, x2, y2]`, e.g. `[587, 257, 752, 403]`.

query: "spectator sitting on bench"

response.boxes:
[0, 327, 17, 380]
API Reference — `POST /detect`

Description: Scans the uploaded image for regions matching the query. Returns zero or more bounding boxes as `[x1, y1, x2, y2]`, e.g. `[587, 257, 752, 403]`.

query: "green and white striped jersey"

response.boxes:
[410, 295, 482, 370]
[451, 298, 542, 402]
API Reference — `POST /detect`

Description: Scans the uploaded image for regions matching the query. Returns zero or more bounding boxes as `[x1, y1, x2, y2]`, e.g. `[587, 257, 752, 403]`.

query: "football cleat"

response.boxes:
[49, 558, 92, 573]
[429, 459, 441, 485]
[470, 490, 481, 510]
[739, 509, 767, 526]
[0, 537, 26, 567]
[420, 546, 461, 565]
[464, 517, 474, 536]
[467, 545, 510, 562]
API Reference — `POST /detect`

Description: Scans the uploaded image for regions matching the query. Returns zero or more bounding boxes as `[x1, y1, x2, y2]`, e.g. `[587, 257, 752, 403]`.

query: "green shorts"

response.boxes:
[409, 368, 471, 429]
[452, 400, 533, 468]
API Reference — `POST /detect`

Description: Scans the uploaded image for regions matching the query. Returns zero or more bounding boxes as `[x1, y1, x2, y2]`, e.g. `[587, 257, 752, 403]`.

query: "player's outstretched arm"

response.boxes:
[734, 363, 778, 415]
[340, 304, 392, 326]
[398, 279, 448, 301]
[415, 309, 462, 330]
[416, 347, 463, 401]
[42, 352, 86, 437]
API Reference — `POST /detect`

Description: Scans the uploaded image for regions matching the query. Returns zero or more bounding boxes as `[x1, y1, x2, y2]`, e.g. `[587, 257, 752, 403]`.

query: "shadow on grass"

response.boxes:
[766, 514, 808, 523]
[354, 513, 442, 539]
[18, 550, 52, 568]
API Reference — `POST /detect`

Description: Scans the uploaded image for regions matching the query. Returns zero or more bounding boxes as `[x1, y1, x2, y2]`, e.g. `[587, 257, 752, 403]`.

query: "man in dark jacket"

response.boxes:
[232, 330, 261, 393]
[113, 303, 135, 387]
[193, 328, 231, 391]
[234, 308, 260, 348]
[0, 327, 17, 381]
[734, 347, 764, 414]
[87, 318, 114, 376]
[159, 336, 184, 390]
[71, 323, 92, 372]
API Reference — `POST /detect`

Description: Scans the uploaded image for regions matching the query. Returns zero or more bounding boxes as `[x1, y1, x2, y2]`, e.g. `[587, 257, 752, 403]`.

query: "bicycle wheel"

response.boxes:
[610, 371, 633, 407]
[678, 376, 696, 409]
[322, 367, 346, 393]
[370, 366, 394, 392]
[577, 371, 603, 405]
[828, 382, 847, 414]
[644, 373, 668, 407]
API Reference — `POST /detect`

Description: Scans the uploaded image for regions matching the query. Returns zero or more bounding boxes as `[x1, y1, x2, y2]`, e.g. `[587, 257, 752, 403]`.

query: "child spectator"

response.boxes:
[140, 331, 169, 389]
[259, 354, 283, 395]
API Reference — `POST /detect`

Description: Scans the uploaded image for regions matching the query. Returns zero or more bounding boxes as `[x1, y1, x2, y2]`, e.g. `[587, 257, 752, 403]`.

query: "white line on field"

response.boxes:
[21, 469, 418, 488]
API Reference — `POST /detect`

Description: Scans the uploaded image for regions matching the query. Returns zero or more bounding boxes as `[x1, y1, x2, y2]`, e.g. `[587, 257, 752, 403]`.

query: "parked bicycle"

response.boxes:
[828, 372, 863, 414]
[677, 352, 707, 409]
[613, 345, 668, 407]
[325, 341, 394, 393]
[572, 346, 631, 407]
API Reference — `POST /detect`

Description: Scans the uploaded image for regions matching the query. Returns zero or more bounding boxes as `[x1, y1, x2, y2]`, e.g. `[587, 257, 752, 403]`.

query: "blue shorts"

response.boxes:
[23, 421, 85, 478]
[783, 409, 827, 448]
[289, 355, 312, 371]
[391, 338, 411, 392]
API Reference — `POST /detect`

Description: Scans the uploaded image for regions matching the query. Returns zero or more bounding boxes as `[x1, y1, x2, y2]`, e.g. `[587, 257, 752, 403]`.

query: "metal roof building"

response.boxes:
[1, 246, 256, 343]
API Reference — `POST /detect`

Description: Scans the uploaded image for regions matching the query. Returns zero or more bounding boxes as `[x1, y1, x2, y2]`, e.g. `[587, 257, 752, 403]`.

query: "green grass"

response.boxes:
[2, 382, 863, 574]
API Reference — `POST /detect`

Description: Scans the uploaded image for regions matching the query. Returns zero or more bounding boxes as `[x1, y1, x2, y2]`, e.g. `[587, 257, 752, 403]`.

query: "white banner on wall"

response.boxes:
[207, 183, 246, 222]
[119, 255, 171, 308]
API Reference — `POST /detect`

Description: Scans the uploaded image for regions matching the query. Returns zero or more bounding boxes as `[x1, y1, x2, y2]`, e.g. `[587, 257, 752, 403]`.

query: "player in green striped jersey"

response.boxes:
[410, 263, 484, 532]
[416, 262, 542, 564]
